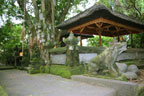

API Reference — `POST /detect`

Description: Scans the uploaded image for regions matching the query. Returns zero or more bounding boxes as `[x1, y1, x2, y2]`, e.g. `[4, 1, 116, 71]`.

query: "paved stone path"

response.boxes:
[0, 70, 116, 96]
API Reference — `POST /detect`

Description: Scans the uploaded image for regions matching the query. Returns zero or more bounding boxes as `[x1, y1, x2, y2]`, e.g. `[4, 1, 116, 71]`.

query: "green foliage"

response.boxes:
[0, 86, 8, 96]
[55, 0, 88, 24]
[0, 22, 22, 65]
[87, 36, 113, 47]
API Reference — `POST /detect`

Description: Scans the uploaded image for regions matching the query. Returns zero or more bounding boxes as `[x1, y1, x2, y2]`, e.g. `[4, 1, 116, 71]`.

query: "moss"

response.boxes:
[0, 86, 8, 96]
[136, 83, 144, 96]
[119, 59, 144, 66]
[0, 65, 15, 70]
[115, 75, 128, 81]
[28, 68, 40, 74]
[79, 46, 105, 53]
[71, 65, 86, 75]
[44, 65, 50, 73]
[48, 47, 66, 54]
[40, 66, 45, 73]
[50, 65, 71, 79]
[17, 66, 25, 70]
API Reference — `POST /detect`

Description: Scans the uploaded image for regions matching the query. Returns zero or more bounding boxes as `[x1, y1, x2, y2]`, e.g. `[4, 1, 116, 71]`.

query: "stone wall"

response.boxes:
[51, 49, 144, 64]
[51, 53, 97, 64]
[117, 52, 144, 61]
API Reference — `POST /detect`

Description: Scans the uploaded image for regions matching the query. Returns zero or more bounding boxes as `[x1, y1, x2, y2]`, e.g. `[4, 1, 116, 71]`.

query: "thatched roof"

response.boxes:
[57, 4, 144, 31]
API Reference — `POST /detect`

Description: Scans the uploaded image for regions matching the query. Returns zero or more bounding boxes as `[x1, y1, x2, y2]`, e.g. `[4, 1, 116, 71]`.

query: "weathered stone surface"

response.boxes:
[116, 63, 128, 73]
[0, 70, 116, 96]
[137, 81, 144, 96]
[88, 42, 127, 76]
[72, 75, 138, 96]
[51, 54, 66, 64]
[117, 52, 144, 61]
[122, 72, 137, 79]
[79, 53, 97, 63]
[128, 65, 139, 73]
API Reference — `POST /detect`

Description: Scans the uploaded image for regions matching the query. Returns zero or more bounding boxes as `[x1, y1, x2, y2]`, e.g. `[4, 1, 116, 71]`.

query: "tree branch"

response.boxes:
[17, 0, 33, 26]
[59, 0, 73, 22]
[31, 0, 39, 22]
[132, 0, 141, 17]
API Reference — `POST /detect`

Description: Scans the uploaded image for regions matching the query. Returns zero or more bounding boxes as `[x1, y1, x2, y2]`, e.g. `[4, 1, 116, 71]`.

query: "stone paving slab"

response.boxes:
[0, 70, 116, 96]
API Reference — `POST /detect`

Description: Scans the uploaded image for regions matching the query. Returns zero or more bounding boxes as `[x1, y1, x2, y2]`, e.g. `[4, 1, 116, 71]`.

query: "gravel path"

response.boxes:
[0, 70, 116, 96]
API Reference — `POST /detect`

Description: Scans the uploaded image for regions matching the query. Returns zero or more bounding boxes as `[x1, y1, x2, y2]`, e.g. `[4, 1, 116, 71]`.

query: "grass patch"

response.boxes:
[0, 86, 8, 96]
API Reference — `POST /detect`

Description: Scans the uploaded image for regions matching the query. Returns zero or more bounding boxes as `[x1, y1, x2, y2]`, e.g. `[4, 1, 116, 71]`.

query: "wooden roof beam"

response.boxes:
[68, 17, 142, 34]
[68, 18, 102, 32]
[95, 22, 103, 28]
[100, 18, 142, 32]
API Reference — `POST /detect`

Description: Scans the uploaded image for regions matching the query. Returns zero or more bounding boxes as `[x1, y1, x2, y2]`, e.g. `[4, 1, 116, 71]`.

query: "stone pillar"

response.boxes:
[63, 33, 80, 67]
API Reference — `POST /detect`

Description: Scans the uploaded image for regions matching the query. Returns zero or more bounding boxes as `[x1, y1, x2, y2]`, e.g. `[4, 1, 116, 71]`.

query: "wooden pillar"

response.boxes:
[80, 34, 82, 46]
[99, 32, 102, 47]
[79, 27, 85, 46]
[130, 34, 134, 48]
[117, 36, 120, 42]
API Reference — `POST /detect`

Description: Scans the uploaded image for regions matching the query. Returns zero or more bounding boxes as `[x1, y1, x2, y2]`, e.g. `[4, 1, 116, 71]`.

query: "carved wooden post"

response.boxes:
[95, 22, 103, 47]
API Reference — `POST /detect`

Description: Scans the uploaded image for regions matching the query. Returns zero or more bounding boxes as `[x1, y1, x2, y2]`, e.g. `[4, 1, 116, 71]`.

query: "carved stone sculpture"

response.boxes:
[88, 42, 127, 76]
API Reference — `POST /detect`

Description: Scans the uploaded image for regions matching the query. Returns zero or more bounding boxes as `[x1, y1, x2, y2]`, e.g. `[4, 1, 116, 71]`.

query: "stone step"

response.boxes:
[72, 75, 138, 96]
[0, 65, 15, 70]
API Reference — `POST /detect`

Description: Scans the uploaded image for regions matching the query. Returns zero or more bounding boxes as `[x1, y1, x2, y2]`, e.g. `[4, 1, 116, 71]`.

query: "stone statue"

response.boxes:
[63, 32, 80, 67]
[88, 42, 127, 76]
